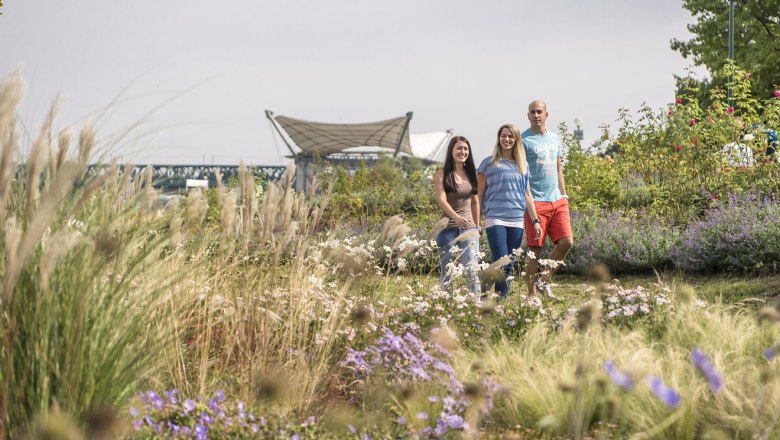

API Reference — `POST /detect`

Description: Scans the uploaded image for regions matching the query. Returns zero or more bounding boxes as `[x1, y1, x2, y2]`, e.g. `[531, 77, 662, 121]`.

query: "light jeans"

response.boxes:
[436, 226, 481, 294]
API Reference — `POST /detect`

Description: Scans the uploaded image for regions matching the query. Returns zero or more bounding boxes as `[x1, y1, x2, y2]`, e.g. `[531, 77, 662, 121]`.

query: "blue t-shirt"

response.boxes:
[522, 128, 564, 202]
[477, 157, 529, 221]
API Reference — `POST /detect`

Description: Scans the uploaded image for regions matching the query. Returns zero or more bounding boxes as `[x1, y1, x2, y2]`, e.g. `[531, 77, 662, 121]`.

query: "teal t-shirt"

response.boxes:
[522, 128, 563, 202]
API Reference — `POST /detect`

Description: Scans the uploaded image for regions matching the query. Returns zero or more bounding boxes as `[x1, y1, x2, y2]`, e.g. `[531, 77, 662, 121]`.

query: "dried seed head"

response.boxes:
[78, 122, 96, 167]
[558, 379, 580, 393]
[575, 301, 600, 332]
[35, 410, 86, 440]
[586, 263, 611, 284]
[430, 217, 449, 240]
[40, 230, 83, 290]
[254, 374, 286, 402]
[85, 405, 119, 439]
[463, 382, 484, 399]
[675, 284, 696, 304]
[470, 361, 484, 372]
[94, 230, 120, 259]
[349, 304, 372, 324]
[758, 306, 780, 324]
[478, 300, 497, 316]
[430, 324, 459, 350]
[399, 383, 415, 400]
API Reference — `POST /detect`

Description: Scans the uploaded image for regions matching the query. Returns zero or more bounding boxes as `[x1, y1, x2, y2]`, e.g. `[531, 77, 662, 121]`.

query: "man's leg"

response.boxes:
[525, 245, 543, 296]
[544, 198, 574, 283]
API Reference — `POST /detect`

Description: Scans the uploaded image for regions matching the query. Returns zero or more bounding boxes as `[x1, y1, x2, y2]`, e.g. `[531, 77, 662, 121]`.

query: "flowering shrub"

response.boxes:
[342, 328, 495, 437]
[673, 192, 780, 271]
[561, 210, 680, 274]
[128, 389, 320, 439]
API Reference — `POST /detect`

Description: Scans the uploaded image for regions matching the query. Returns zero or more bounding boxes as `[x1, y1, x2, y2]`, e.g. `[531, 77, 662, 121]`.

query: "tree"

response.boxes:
[671, 0, 780, 100]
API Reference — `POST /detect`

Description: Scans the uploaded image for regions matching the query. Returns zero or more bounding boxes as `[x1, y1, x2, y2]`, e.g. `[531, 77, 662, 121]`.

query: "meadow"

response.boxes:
[2, 63, 780, 439]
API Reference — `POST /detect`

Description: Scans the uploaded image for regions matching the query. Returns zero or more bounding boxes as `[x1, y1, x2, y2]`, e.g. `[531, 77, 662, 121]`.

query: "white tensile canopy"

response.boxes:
[269, 112, 414, 157]
[410, 131, 451, 163]
[266, 110, 451, 163]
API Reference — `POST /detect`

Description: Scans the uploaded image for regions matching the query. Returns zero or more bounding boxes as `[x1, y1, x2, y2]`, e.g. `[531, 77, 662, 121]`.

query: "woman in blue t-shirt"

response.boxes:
[477, 124, 541, 297]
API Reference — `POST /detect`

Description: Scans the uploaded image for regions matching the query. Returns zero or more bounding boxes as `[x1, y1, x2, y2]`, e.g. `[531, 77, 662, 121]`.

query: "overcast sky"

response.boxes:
[1, 0, 708, 165]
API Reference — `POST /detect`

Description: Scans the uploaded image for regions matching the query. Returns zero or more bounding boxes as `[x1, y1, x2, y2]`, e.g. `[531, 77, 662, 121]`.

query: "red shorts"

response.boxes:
[524, 198, 572, 247]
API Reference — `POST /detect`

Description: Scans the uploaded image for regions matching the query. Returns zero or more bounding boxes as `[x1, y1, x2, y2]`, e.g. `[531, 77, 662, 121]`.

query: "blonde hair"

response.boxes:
[490, 123, 527, 174]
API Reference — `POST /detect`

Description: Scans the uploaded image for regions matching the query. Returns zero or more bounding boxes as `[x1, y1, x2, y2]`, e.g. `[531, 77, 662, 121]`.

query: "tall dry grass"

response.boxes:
[453, 288, 780, 439]
[0, 70, 198, 438]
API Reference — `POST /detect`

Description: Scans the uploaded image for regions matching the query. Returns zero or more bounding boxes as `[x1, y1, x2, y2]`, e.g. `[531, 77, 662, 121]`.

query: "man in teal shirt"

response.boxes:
[522, 100, 574, 297]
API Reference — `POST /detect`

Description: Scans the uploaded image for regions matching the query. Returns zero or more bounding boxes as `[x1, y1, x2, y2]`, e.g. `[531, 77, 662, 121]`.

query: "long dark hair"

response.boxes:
[442, 135, 478, 194]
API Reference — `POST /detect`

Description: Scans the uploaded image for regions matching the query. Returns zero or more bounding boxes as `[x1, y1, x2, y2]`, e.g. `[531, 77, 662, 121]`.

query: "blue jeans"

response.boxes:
[436, 227, 481, 294]
[485, 225, 525, 297]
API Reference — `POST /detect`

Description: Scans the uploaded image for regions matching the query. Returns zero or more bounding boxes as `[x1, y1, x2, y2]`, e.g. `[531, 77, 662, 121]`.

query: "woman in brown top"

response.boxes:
[433, 136, 482, 294]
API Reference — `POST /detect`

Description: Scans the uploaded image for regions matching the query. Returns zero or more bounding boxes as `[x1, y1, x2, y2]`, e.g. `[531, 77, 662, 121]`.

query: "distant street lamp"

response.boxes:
[573, 117, 584, 142]
[727, 0, 735, 107]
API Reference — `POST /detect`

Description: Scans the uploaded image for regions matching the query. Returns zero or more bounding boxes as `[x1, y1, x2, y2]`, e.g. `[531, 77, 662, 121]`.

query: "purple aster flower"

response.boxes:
[396, 416, 407, 426]
[194, 424, 208, 440]
[128, 406, 139, 418]
[417, 412, 428, 420]
[251, 423, 259, 433]
[764, 346, 778, 361]
[164, 389, 179, 404]
[647, 376, 681, 408]
[145, 391, 164, 409]
[183, 399, 196, 415]
[434, 423, 447, 436]
[428, 396, 440, 402]
[604, 360, 634, 390]
[291, 434, 300, 440]
[691, 348, 723, 392]
[443, 414, 464, 429]
[348, 424, 357, 433]
[215, 389, 225, 401]
[200, 412, 213, 425]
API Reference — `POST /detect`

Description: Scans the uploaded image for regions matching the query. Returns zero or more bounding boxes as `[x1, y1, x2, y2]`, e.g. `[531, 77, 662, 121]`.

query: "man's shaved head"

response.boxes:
[528, 100, 547, 112]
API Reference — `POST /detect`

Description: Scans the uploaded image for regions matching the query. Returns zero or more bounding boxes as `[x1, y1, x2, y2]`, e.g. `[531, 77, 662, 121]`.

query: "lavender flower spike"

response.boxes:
[604, 360, 633, 390]
[647, 376, 681, 408]
[691, 348, 723, 392]
[763, 345, 778, 361]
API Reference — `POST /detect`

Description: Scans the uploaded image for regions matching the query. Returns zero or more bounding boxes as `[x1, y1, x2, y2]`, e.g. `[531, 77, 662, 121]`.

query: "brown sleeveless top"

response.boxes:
[443, 177, 476, 229]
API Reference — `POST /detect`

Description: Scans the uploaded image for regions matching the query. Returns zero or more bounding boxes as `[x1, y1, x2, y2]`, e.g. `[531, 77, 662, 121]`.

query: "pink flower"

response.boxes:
[707, 117, 714, 123]
[689, 119, 697, 126]
[745, 73, 751, 79]
[774, 91, 780, 98]
[675, 145, 682, 151]
[675, 98, 683, 104]
[727, 107, 734, 113]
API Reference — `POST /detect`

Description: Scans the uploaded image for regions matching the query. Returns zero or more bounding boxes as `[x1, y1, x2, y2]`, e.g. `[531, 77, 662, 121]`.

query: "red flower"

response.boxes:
[727, 107, 734, 113]
[667, 110, 673, 116]
[713, 195, 718, 201]
[675, 98, 683, 104]
[675, 145, 682, 151]
[689, 119, 697, 126]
